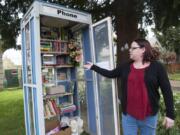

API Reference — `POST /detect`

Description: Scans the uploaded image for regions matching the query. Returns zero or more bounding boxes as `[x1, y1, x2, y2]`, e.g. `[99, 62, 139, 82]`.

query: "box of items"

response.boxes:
[46, 85, 65, 95]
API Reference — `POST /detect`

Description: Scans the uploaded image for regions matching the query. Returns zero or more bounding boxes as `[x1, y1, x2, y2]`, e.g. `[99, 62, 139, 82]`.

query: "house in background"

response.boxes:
[148, 37, 180, 63]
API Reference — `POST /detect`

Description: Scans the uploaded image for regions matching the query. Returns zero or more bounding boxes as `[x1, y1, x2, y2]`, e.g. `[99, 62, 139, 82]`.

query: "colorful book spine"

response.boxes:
[47, 100, 56, 116]
[51, 99, 60, 114]
[45, 103, 52, 119]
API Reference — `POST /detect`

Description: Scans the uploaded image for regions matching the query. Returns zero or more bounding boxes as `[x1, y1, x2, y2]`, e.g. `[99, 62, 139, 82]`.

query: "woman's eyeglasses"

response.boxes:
[129, 47, 141, 51]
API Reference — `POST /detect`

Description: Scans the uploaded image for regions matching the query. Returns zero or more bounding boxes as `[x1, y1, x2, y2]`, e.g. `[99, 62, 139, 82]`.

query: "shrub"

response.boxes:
[157, 92, 180, 134]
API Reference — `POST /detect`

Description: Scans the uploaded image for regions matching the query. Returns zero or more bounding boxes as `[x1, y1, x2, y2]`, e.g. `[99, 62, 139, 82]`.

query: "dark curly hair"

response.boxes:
[134, 38, 160, 63]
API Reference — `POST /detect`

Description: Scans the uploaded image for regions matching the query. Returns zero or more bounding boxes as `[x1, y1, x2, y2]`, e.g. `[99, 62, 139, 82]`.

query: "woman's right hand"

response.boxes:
[84, 61, 93, 70]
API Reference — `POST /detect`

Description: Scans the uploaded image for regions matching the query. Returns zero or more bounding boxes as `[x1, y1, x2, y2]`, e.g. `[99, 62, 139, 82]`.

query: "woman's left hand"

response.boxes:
[84, 61, 93, 70]
[163, 117, 174, 129]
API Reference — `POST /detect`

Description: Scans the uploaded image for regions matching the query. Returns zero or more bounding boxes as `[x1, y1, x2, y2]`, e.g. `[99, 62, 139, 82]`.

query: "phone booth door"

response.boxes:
[91, 17, 120, 135]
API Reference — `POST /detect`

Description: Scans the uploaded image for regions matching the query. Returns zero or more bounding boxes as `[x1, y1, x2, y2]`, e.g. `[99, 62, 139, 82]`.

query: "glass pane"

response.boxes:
[76, 30, 88, 132]
[24, 87, 30, 135]
[25, 23, 32, 83]
[77, 67, 88, 132]
[22, 29, 27, 83]
[93, 21, 115, 135]
[28, 87, 35, 135]
[30, 18, 36, 84]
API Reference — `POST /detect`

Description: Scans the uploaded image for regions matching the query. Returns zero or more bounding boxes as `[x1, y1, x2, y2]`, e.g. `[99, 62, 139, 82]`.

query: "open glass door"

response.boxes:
[91, 17, 120, 135]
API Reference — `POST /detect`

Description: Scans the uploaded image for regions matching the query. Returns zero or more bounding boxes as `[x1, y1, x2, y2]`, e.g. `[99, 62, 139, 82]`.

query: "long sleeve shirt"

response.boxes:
[91, 61, 175, 120]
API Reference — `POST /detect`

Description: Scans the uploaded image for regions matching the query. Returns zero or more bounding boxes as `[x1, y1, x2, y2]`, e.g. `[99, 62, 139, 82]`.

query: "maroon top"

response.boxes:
[127, 64, 152, 120]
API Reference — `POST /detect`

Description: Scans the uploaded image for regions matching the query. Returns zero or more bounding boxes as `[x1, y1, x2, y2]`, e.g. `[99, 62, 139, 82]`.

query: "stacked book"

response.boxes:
[41, 41, 53, 52]
[41, 26, 59, 39]
[60, 103, 76, 114]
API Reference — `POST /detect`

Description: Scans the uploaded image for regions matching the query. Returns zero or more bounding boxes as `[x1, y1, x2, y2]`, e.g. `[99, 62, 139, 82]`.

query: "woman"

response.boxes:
[84, 39, 175, 135]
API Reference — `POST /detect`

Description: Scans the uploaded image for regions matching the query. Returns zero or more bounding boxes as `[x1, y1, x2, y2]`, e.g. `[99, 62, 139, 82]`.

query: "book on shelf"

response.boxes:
[43, 92, 73, 100]
[41, 26, 59, 40]
[41, 41, 70, 55]
[41, 41, 53, 52]
[44, 100, 76, 118]
[56, 56, 73, 66]
[47, 99, 56, 116]
[52, 41, 60, 52]
[51, 100, 60, 114]
[60, 42, 68, 53]
[61, 102, 73, 107]
[45, 103, 52, 119]
[57, 72, 67, 80]
[60, 104, 76, 114]
[56, 56, 66, 65]
[44, 99, 60, 119]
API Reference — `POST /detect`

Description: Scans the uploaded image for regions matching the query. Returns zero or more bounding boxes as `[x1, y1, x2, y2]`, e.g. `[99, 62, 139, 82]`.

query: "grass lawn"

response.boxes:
[0, 88, 25, 135]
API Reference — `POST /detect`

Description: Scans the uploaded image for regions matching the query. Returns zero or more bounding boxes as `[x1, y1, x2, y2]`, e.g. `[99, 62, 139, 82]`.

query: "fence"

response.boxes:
[166, 63, 180, 73]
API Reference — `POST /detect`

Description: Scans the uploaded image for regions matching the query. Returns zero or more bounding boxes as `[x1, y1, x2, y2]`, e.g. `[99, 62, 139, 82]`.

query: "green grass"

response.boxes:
[169, 71, 180, 81]
[0, 88, 25, 135]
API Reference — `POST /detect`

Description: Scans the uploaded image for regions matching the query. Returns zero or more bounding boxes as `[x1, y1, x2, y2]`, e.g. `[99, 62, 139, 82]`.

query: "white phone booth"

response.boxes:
[21, 0, 120, 135]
